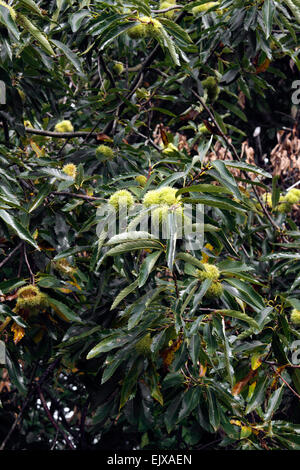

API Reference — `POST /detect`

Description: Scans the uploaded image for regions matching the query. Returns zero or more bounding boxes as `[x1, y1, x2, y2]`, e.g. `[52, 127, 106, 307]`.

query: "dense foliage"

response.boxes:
[1, 0, 300, 451]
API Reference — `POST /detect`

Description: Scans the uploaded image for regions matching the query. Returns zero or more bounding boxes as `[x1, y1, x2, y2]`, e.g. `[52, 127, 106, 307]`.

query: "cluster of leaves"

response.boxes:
[0, 0, 300, 450]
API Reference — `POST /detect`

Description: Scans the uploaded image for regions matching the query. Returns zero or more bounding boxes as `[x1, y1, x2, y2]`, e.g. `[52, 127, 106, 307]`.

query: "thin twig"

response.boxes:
[57, 136, 71, 157]
[0, 362, 38, 451]
[0, 395, 31, 450]
[99, 54, 116, 90]
[264, 360, 300, 368]
[191, 89, 282, 232]
[44, 388, 80, 442]
[37, 383, 75, 450]
[0, 242, 22, 269]
[24, 127, 99, 139]
[172, 272, 180, 298]
[79, 400, 89, 450]
[0, 357, 63, 450]
[23, 244, 35, 284]
[38, 356, 61, 387]
[50, 429, 60, 450]
[152, 4, 184, 13]
[271, 365, 300, 400]
[197, 438, 222, 450]
[51, 191, 103, 201]
[97, 55, 104, 89]
[85, 9, 187, 140]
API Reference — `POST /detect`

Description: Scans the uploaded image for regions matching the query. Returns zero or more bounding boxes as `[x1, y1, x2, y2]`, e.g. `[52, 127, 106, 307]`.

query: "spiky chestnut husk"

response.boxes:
[192, 2, 220, 15]
[151, 205, 192, 232]
[143, 189, 161, 207]
[15, 285, 48, 311]
[196, 263, 220, 281]
[127, 23, 147, 39]
[206, 281, 223, 298]
[54, 120, 74, 133]
[135, 175, 148, 187]
[95, 144, 114, 160]
[62, 163, 77, 178]
[128, 16, 162, 39]
[159, 187, 180, 205]
[262, 192, 273, 208]
[289, 188, 300, 199]
[263, 193, 295, 213]
[201, 76, 220, 102]
[143, 186, 181, 207]
[0, 1, 16, 20]
[277, 195, 292, 213]
[135, 333, 152, 357]
[108, 190, 134, 210]
[141, 16, 162, 34]
[55, 258, 76, 276]
[284, 190, 300, 204]
[113, 62, 124, 74]
[291, 309, 300, 325]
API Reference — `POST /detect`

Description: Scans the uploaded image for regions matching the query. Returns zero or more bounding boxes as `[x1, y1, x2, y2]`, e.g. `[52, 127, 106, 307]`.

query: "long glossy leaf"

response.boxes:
[87, 334, 130, 359]
[0, 209, 39, 250]
[110, 279, 139, 310]
[215, 309, 259, 330]
[105, 240, 163, 256]
[51, 39, 82, 74]
[28, 183, 52, 213]
[47, 297, 83, 323]
[138, 250, 162, 287]
[106, 231, 158, 245]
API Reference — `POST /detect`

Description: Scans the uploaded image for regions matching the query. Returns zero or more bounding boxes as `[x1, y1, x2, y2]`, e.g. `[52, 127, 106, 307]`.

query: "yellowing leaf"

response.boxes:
[201, 243, 214, 263]
[230, 419, 242, 427]
[69, 278, 82, 290]
[255, 58, 271, 74]
[30, 140, 43, 158]
[160, 337, 182, 369]
[11, 322, 25, 344]
[240, 425, 252, 439]
[232, 369, 257, 396]
[199, 363, 207, 377]
[247, 381, 256, 400]
[251, 353, 262, 370]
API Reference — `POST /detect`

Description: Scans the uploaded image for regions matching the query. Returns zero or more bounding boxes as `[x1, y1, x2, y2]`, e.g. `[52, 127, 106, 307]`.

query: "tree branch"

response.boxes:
[24, 127, 99, 139]
[152, 4, 184, 13]
[99, 54, 116, 90]
[0, 361, 38, 451]
[0, 242, 23, 269]
[51, 191, 103, 201]
[270, 365, 300, 400]
[191, 89, 282, 232]
[23, 243, 35, 284]
[37, 383, 75, 450]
